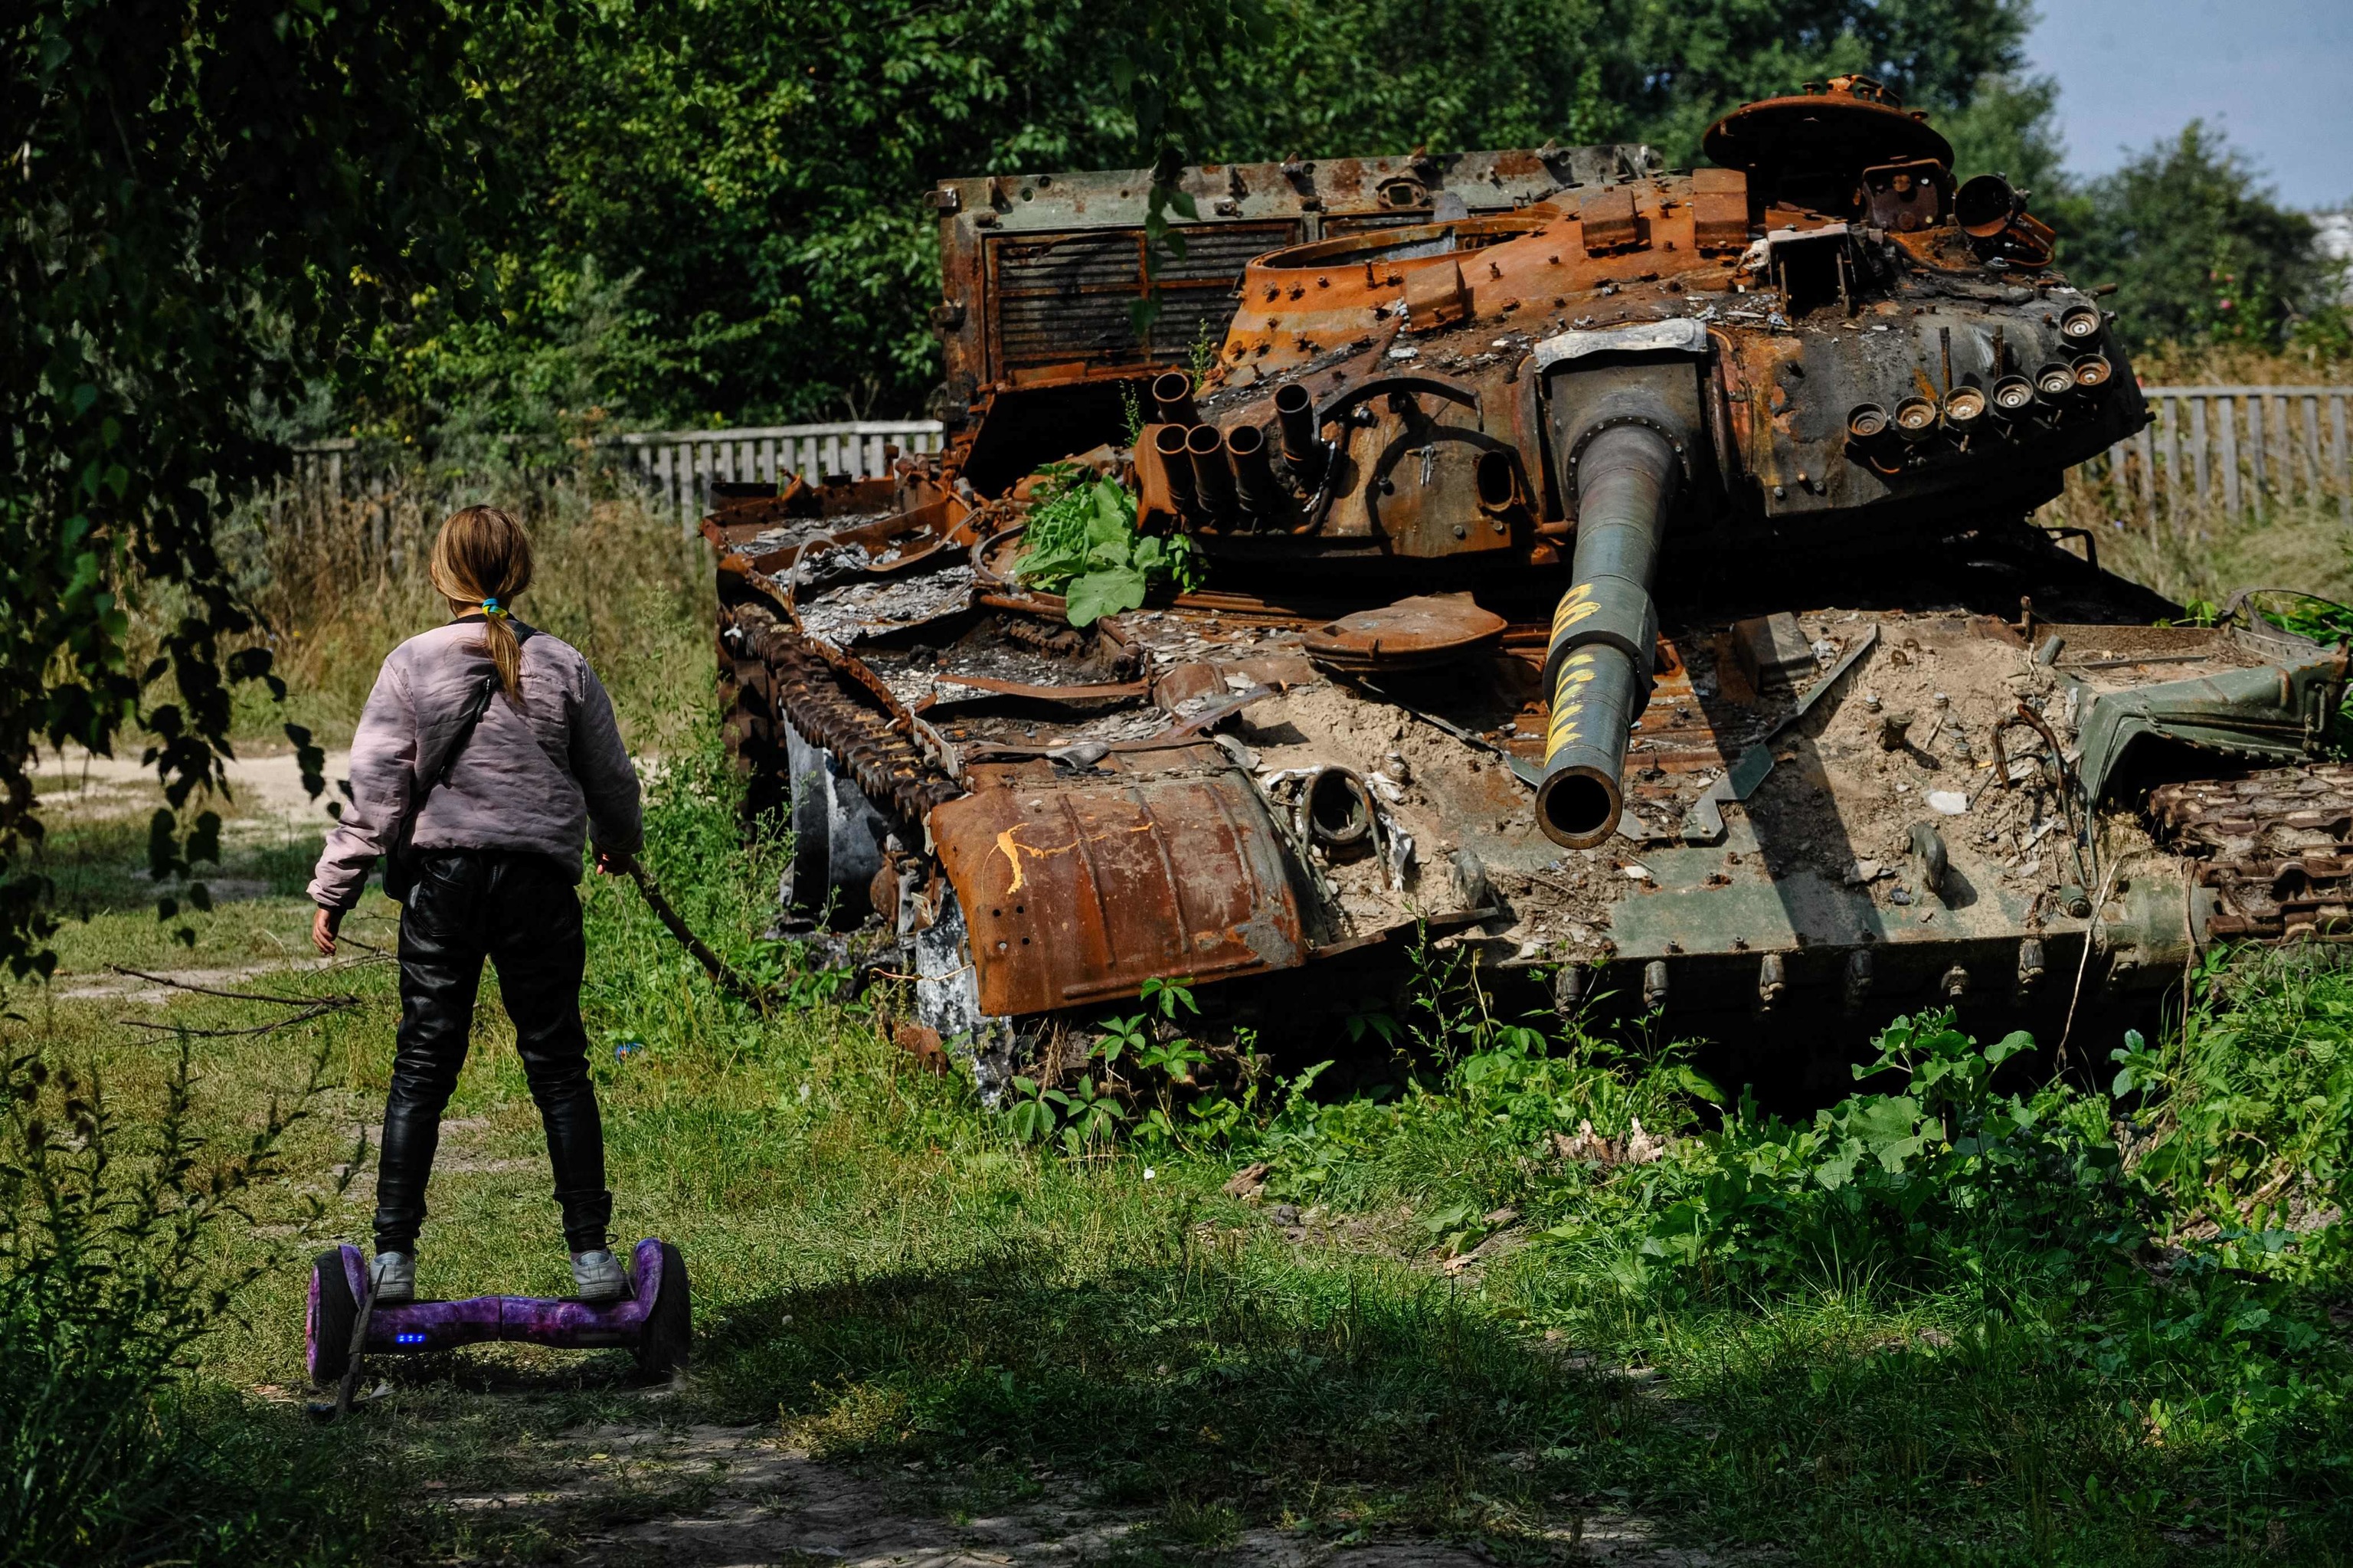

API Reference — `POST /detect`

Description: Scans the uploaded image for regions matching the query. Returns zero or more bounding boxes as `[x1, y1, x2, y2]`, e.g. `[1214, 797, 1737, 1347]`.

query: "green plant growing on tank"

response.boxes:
[1013, 466, 1202, 627]
[2239, 590, 2353, 741]
[1188, 314, 1222, 377]
[2250, 589, 2353, 646]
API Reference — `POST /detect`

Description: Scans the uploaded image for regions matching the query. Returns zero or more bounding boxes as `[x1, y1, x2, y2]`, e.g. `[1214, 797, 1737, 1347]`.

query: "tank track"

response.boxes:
[2147, 764, 2353, 941]
[721, 598, 964, 827]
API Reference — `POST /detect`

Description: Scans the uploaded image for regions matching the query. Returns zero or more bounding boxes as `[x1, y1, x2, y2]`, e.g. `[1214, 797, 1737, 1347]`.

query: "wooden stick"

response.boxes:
[616, 856, 776, 1013]
[106, 964, 356, 1007]
[116, 1003, 353, 1039]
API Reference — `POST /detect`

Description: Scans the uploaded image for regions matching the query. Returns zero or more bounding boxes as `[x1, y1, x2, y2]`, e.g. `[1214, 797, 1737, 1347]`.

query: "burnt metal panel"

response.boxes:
[1689, 166, 1751, 250]
[987, 224, 1294, 377]
[932, 144, 1658, 391]
[1576, 187, 1639, 253]
[928, 748, 1310, 1015]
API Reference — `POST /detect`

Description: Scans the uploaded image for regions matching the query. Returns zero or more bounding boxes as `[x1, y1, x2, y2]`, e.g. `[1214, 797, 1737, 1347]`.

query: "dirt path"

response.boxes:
[30, 745, 353, 828]
[50, 957, 353, 1004]
[449, 1422, 1733, 1568]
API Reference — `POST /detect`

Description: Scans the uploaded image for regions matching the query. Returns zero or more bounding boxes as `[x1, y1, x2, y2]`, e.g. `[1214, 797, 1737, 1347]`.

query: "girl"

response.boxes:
[309, 506, 643, 1304]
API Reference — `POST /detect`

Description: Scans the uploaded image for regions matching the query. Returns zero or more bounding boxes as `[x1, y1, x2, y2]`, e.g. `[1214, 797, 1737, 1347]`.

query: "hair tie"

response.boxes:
[480, 597, 505, 618]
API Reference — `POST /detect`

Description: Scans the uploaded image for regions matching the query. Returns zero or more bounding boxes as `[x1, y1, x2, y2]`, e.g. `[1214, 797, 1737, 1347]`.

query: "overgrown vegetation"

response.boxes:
[0, 1036, 334, 1562]
[1013, 466, 1206, 626]
[7, 676, 2353, 1561]
[993, 938, 2353, 1557]
[3, 1, 482, 975]
[218, 466, 714, 748]
[2093, 494, 2353, 617]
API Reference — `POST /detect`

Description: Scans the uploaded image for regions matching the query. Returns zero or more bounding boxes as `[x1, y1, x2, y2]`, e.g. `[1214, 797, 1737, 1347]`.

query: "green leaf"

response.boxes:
[1669, 1064, 1726, 1105]
[1065, 567, 1148, 627]
[1085, 493, 1135, 557]
[1986, 1030, 2035, 1066]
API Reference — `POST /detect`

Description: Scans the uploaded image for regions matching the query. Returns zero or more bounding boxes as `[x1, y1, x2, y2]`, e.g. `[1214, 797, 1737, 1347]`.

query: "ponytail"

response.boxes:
[427, 506, 535, 701]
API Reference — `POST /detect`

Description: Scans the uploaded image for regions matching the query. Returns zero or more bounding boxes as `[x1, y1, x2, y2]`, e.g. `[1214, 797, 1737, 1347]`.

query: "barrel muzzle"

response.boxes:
[1273, 382, 1324, 485]
[1226, 424, 1288, 521]
[1154, 424, 1199, 517]
[1536, 422, 1679, 849]
[1152, 370, 1199, 427]
[1187, 424, 1241, 521]
[1535, 640, 1644, 846]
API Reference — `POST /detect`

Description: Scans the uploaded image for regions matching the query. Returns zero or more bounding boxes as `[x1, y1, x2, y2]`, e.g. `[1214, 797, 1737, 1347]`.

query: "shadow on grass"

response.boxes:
[28, 817, 327, 918]
[690, 1243, 1604, 1531]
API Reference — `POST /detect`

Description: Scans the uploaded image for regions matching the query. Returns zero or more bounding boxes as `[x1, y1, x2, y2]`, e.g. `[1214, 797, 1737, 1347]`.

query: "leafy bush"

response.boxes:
[1011, 469, 1202, 627]
[2116, 948, 2353, 1268]
[0, 1039, 321, 1564]
[1628, 1013, 2136, 1289]
[2061, 123, 2331, 355]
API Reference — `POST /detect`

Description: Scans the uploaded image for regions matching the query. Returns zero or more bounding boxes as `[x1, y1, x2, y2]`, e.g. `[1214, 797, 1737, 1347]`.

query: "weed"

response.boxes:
[1011, 468, 1203, 627]
[2119, 945, 2353, 1262]
[0, 1037, 329, 1563]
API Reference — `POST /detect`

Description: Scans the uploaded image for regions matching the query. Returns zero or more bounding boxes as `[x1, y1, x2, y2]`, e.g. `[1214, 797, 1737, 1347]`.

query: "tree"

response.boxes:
[1578, 0, 2036, 163]
[379, 0, 2040, 434]
[1192, 0, 2037, 163]
[2, 1, 482, 976]
[2060, 123, 2328, 353]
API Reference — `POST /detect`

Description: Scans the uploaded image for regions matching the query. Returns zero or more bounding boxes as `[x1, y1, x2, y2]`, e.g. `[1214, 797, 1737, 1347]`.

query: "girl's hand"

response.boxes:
[312, 905, 344, 956]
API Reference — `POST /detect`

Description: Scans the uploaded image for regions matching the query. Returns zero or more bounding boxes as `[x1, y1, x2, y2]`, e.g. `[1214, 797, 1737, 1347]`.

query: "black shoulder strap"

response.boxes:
[418, 626, 551, 796]
[420, 673, 501, 795]
[418, 625, 535, 790]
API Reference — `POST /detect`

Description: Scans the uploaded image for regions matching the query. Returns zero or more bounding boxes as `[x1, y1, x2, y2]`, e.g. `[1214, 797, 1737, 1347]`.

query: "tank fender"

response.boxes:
[2069, 653, 2348, 806]
[924, 745, 1317, 1016]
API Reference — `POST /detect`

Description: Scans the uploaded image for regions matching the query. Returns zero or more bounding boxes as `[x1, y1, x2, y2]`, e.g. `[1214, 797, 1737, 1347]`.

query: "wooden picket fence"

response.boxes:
[613, 421, 947, 532]
[2071, 385, 2353, 529]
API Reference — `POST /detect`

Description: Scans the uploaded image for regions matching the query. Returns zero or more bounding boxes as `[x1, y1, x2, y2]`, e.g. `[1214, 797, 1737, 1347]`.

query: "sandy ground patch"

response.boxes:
[51, 957, 356, 1005]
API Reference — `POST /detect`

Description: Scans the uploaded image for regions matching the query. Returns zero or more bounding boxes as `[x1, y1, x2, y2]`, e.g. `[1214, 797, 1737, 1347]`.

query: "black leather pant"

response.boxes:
[374, 850, 611, 1256]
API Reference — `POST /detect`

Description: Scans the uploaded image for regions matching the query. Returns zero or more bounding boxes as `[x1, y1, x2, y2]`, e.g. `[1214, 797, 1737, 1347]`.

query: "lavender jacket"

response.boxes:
[307, 619, 643, 910]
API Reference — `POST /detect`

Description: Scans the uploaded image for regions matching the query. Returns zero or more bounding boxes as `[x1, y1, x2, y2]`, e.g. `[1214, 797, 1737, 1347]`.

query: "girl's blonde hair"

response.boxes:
[428, 506, 535, 699]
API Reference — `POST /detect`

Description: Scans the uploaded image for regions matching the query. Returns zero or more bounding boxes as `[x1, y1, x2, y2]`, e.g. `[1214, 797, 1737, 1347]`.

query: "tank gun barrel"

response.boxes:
[1536, 424, 1677, 848]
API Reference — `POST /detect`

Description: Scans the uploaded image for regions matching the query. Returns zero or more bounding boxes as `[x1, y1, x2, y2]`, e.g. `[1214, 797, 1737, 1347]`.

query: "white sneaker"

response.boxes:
[571, 1249, 630, 1303]
[369, 1251, 415, 1304]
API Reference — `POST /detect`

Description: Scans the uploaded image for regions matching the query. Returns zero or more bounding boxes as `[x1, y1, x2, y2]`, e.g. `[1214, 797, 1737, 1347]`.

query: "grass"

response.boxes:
[198, 464, 714, 751]
[2095, 494, 2353, 613]
[8, 732, 2350, 1564]
[2130, 343, 2353, 388]
[4, 442, 2351, 1563]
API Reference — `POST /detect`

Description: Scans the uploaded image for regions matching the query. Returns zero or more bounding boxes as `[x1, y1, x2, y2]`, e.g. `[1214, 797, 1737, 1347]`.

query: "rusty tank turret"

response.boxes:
[705, 77, 2351, 1088]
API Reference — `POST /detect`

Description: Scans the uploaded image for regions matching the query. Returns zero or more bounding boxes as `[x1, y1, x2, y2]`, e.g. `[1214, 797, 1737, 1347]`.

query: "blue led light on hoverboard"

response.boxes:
[396, 1331, 427, 1344]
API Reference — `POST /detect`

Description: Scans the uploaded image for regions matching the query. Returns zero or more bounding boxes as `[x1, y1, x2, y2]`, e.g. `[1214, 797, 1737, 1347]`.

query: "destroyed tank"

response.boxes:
[705, 77, 2351, 1088]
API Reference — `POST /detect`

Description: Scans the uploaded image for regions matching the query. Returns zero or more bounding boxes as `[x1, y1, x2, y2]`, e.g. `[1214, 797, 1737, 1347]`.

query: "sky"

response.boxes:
[2026, 0, 2353, 211]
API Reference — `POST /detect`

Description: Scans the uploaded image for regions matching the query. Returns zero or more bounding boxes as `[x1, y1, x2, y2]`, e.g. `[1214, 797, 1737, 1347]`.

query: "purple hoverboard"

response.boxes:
[306, 1237, 691, 1385]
